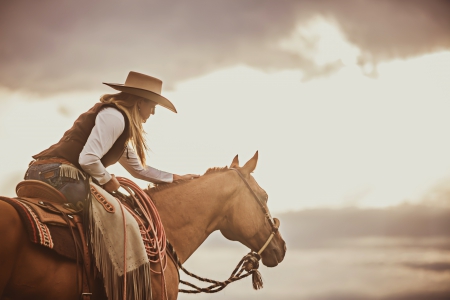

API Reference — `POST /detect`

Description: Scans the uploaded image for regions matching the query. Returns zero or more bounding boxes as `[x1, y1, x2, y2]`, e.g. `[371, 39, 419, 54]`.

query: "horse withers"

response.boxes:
[0, 152, 286, 300]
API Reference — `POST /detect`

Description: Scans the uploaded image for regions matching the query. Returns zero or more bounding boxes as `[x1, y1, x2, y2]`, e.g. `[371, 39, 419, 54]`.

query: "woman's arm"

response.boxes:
[119, 147, 200, 183]
[79, 107, 124, 187]
[119, 147, 174, 183]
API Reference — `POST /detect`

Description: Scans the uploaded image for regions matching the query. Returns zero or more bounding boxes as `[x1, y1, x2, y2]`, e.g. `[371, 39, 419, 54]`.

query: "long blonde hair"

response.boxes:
[100, 92, 148, 166]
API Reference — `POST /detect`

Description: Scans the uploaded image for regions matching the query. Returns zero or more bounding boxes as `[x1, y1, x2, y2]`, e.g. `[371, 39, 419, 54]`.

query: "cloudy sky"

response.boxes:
[2, 1, 450, 299]
[182, 205, 450, 299]
[1, 0, 450, 212]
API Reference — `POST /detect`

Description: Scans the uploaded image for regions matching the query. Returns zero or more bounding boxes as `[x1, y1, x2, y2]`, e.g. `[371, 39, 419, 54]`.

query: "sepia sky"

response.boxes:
[1, 0, 450, 212]
[2, 2, 450, 299]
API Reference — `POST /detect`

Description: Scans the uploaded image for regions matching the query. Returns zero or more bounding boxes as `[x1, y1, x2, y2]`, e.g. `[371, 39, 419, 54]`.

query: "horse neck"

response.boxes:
[151, 171, 238, 263]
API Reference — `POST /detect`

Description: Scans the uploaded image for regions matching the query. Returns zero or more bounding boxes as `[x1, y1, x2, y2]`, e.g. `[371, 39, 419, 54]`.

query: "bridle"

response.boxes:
[169, 167, 282, 293]
[230, 168, 280, 255]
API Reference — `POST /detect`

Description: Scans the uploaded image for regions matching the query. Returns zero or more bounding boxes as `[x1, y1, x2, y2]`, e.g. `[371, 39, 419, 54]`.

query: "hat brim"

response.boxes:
[103, 83, 177, 113]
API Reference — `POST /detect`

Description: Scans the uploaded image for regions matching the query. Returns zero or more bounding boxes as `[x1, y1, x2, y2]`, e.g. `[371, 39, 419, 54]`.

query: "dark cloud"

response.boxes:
[380, 291, 450, 300]
[202, 204, 450, 250]
[281, 205, 450, 249]
[310, 291, 450, 300]
[0, 0, 449, 94]
[191, 290, 450, 300]
[403, 262, 450, 273]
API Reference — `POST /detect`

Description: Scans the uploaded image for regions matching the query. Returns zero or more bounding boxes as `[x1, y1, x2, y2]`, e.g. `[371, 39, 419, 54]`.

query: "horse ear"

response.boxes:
[230, 155, 239, 168]
[241, 151, 258, 175]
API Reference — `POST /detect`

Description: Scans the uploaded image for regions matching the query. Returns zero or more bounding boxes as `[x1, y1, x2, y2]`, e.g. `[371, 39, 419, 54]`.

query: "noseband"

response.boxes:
[230, 168, 280, 255]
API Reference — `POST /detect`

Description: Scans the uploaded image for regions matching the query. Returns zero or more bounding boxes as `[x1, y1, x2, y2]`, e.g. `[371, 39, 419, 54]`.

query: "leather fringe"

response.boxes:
[60, 164, 86, 180]
[88, 201, 152, 300]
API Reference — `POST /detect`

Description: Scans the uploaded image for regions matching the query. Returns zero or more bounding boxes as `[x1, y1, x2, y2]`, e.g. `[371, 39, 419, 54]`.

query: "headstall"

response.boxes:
[229, 168, 280, 255]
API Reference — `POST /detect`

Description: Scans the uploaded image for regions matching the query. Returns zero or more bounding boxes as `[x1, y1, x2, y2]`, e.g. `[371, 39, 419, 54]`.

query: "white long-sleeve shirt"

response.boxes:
[78, 107, 173, 185]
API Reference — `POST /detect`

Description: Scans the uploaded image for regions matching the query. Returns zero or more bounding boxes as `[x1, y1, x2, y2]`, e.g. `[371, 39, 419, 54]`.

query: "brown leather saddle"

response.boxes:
[17, 180, 68, 203]
[16, 179, 93, 299]
[16, 180, 81, 226]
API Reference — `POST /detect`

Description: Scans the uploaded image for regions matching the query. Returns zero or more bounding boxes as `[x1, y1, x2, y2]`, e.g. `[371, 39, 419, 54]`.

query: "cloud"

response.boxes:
[201, 204, 450, 250]
[419, 176, 450, 208]
[281, 205, 450, 249]
[0, 0, 449, 94]
[310, 291, 450, 300]
[402, 262, 450, 273]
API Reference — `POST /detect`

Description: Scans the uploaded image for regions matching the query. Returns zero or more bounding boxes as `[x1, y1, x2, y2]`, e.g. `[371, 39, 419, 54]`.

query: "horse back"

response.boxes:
[0, 198, 179, 300]
[0, 200, 84, 300]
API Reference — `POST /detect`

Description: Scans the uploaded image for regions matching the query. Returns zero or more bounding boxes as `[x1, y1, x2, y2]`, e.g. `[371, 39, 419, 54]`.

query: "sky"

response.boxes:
[1, 0, 450, 213]
[2, 1, 450, 299]
[180, 205, 450, 299]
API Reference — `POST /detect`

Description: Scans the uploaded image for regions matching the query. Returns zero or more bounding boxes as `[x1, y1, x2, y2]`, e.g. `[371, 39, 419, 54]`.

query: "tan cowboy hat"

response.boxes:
[103, 71, 177, 113]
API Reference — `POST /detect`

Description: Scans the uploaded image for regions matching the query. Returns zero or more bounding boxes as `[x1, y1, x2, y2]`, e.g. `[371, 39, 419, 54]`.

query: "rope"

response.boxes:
[176, 168, 276, 293]
[115, 176, 265, 295]
[178, 251, 264, 293]
[117, 196, 127, 300]
[115, 177, 168, 300]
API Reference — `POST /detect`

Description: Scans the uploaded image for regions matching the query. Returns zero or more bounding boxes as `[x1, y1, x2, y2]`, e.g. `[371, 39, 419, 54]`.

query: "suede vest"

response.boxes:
[33, 102, 130, 169]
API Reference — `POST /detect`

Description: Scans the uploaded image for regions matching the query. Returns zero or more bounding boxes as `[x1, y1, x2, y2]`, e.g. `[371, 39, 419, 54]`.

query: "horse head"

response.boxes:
[219, 151, 286, 267]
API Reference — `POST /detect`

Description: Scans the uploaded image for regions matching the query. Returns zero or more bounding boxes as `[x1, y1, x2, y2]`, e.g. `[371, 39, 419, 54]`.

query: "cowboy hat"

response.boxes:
[103, 71, 177, 113]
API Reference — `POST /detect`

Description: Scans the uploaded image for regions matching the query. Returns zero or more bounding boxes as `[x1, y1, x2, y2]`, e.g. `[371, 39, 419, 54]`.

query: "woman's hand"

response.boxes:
[173, 174, 200, 182]
[103, 174, 121, 192]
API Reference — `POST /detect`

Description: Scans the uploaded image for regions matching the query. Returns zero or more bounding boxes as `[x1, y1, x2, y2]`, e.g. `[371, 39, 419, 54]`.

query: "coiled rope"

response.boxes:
[115, 177, 168, 299]
[114, 177, 264, 296]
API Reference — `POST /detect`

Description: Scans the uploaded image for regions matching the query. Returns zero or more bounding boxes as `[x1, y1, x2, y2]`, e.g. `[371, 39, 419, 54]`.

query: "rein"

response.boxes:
[175, 168, 280, 293]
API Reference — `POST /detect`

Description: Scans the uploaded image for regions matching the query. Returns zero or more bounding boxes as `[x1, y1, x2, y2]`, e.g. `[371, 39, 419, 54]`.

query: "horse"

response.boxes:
[0, 152, 286, 300]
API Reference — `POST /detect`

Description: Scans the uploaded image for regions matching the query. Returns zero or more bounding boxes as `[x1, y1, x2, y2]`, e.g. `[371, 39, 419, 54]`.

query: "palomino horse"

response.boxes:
[0, 152, 286, 300]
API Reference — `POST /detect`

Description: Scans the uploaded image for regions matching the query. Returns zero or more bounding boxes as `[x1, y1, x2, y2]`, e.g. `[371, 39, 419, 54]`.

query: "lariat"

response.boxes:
[114, 177, 168, 300]
[115, 177, 167, 265]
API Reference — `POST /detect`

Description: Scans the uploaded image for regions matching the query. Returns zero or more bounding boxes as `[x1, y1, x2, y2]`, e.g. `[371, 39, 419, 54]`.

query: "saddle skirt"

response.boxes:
[18, 196, 79, 227]
[0, 196, 80, 259]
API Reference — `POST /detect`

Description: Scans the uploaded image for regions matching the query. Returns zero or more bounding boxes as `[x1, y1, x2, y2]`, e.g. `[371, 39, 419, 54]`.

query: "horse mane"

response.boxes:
[147, 166, 229, 194]
[204, 166, 229, 175]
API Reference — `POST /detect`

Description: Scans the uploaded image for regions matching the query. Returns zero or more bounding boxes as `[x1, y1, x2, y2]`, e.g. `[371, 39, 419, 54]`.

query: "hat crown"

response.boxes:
[125, 71, 162, 94]
[103, 71, 177, 113]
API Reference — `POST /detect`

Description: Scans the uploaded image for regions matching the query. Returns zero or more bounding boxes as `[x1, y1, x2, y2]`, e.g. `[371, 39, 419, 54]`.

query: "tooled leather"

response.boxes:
[16, 180, 68, 204]
[17, 197, 78, 227]
[90, 185, 115, 213]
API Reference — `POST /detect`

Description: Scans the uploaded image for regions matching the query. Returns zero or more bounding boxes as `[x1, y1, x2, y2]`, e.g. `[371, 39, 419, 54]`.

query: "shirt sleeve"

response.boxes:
[119, 146, 174, 183]
[79, 107, 125, 185]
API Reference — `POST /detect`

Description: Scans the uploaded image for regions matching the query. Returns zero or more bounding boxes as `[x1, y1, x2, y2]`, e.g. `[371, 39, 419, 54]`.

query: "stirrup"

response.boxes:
[16, 180, 68, 204]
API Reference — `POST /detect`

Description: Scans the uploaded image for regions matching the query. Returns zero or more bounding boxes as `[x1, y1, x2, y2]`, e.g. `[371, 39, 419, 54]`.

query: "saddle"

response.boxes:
[14, 179, 92, 299]
[16, 180, 81, 226]
[10, 178, 161, 300]
[16, 179, 68, 204]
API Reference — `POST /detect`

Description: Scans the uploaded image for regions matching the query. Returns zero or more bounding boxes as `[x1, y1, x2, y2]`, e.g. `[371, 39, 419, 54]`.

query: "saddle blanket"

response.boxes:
[0, 196, 79, 260]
